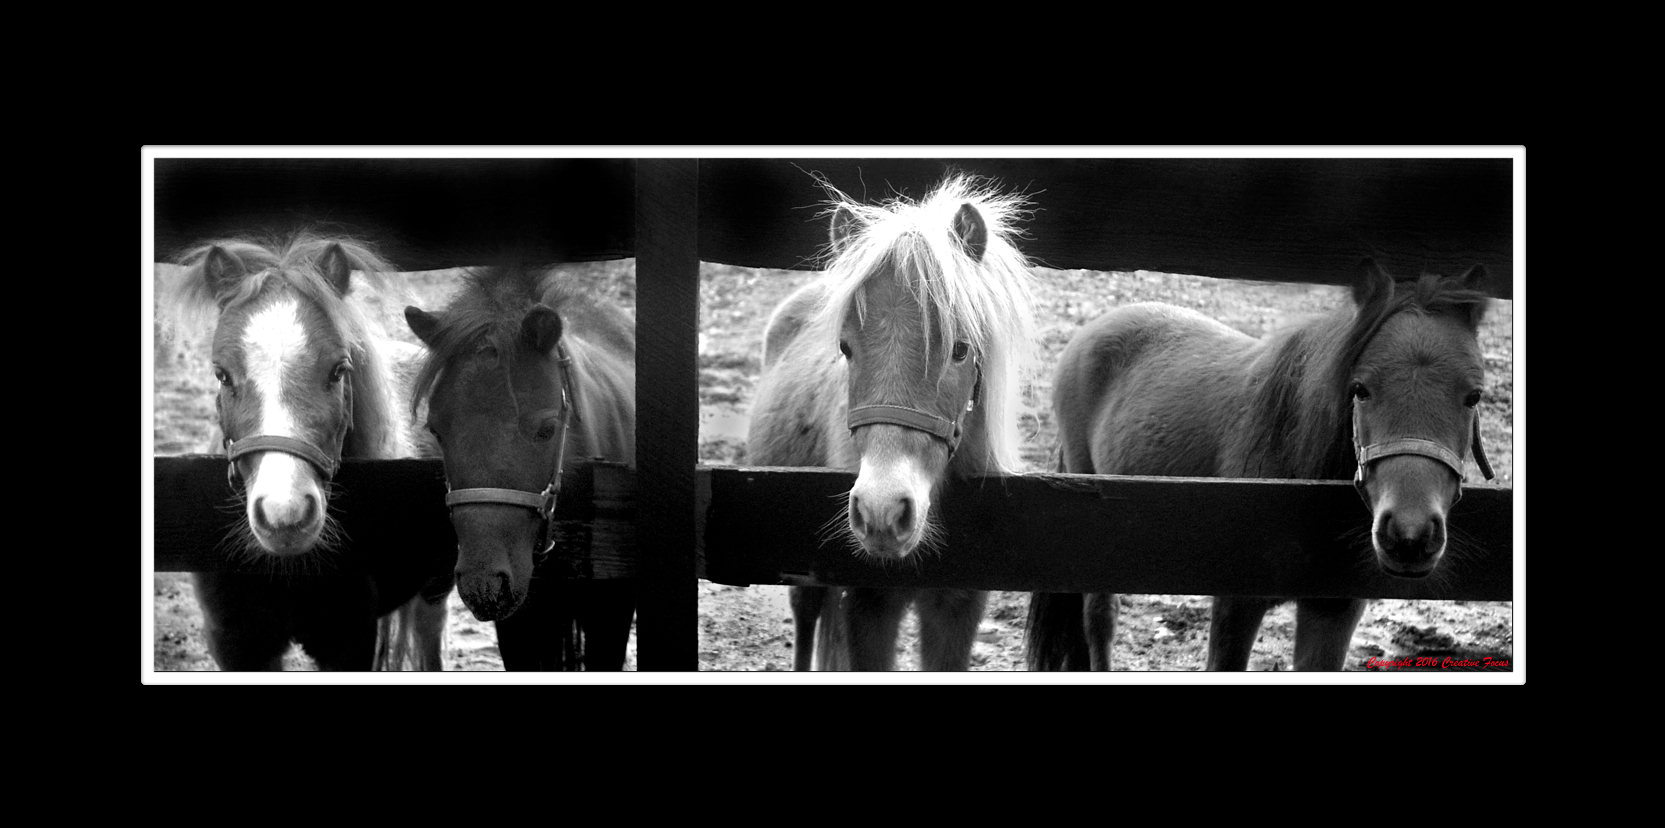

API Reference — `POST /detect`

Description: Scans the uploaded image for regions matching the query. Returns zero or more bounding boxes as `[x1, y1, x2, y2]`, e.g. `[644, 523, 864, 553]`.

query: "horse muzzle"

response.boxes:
[847, 447, 935, 559]
[226, 435, 341, 556]
[1351, 402, 1495, 578]
[449, 510, 539, 622]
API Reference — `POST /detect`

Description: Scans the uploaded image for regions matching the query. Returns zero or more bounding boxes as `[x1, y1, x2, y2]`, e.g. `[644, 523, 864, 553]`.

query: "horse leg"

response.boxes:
[495, 580, 568, 670]
[1206, 595, 1277, 670]
[294, 577, 380, 671]
[577, 581, 637, 671]
[842, 587, 910, 671]
[916, 588, 988, 671]
[1025, 592, 1088, 670]
[1293, 598, 1369, 671]
[1084, 591, 1118, 671]
[192, 573, 290, 670]
[413, 572, 454, 670]
[789, 586, 828, 671]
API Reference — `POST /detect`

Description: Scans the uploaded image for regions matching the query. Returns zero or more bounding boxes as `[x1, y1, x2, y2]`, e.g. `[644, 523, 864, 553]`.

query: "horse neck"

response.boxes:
[341, 336, 411, 461]
[1240, 310, 1356, 479]
[562, 335, 635, 466]
[948, 403, 1002, 477]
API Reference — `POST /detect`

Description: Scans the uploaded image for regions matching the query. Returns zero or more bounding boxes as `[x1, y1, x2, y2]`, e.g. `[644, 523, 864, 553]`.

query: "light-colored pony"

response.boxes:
[1028, 260, 1492, 671]
[168, 233, 449, 670]
[749, 175, 1037, 670]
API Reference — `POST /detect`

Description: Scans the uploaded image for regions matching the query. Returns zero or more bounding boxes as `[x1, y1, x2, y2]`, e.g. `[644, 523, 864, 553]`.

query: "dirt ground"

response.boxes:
[149, 259, 1515, 677]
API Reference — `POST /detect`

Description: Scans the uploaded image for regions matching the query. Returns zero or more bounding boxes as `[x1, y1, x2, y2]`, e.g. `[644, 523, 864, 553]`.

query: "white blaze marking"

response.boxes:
[239, 297, 320, 541]
[243, 297, 309, 440]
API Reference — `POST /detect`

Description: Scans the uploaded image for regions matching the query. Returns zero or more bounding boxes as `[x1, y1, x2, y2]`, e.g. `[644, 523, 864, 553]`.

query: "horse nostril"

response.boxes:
[849, 495, 868, 534]
[894, 497, 914, 533]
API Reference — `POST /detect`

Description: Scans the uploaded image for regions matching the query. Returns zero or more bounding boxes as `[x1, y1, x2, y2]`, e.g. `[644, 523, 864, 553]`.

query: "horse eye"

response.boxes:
[330, 361, 351, 383]
[952, 341, 970, 362]
[1350, 381, 1371, 401]
[213, 367, 231, 386]
[534, 420, 557, 442]
[1464, 389, 1481, 407]
[839, 340, 852, 359]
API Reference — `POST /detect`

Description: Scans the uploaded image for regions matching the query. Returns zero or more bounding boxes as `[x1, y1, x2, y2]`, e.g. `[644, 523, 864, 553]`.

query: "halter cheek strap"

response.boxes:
[226, 435, 341, 480]
[849, 404, 963, 446]
[1352, 401, 1495, 505]
[847, 367, 981, 456]
[441, 344, 578, 562]
[223, 375, 352, 486]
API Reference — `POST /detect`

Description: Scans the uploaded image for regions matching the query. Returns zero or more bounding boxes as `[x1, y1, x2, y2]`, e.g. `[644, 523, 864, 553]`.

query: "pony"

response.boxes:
[748, 175, 1038, 670]
[405, 265, 636, 670]
[1027, 260, 1493, 671]
[167, 233, 451, 670]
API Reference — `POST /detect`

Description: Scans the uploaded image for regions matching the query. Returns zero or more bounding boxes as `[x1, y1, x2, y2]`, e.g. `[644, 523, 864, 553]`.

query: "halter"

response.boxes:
[442, 343, 578, 562]
[1352, 398, 1494, 506]
[225, 435, 342, 485]
[222, 381, 352, 487]
[848, 366, 982, 457]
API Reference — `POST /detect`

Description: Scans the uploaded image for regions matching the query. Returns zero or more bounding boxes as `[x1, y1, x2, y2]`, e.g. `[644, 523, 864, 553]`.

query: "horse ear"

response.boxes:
[405, 306, 441, 347]
[522, 304, 564, 354]
[1351, 258, 1394, 311]
[1457, 264, 1491, 329]
[203, 246, 245, 302]
[952, 202, 988, 262]
[319, 243, 353, 296]
[829, 205, 862, 253]
[1459, 263, 1489, 293]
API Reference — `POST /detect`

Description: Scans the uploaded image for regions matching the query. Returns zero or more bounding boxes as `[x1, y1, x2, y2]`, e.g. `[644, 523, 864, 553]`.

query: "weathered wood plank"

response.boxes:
[697, 158, 1515, 299]
[153, 458, 1512, 600]
[153, 157, 1513, 300]
[153, 158, 637, 270]
[150, 456, 635, 580]
[697, 467, 1514, 601]
[633, 159, 701, 670]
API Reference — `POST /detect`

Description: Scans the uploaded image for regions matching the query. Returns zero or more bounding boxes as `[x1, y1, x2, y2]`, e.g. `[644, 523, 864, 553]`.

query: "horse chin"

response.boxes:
[251, 528, 325, 558]
[1377, 557, 1439, 579]
[1370, 519, 1447, 579]
[854, 530, 928, 562]
[457, 578, 527, 622]
[453, 547, 534, 622]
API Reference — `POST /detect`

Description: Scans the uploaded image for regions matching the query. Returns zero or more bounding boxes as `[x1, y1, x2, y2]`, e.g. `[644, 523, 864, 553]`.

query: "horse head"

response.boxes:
[1345, 259, 1491, 578]
[407, 297, 575, 622]
[827, 185, 1031, 560]
[199, 241, 366, 557]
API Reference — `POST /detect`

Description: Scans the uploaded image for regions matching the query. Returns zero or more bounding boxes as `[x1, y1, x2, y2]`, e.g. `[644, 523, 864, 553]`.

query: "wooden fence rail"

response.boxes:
[153, 457, 1511, 601]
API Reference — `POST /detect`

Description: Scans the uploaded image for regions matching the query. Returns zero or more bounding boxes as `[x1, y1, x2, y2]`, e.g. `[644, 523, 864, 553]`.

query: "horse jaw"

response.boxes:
[1364, 455, 1459, 578]
[243, 452, 328, 556]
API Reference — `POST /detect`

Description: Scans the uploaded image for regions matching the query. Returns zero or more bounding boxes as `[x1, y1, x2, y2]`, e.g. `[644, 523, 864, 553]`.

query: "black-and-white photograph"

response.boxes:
[144, 149, 1520, 681]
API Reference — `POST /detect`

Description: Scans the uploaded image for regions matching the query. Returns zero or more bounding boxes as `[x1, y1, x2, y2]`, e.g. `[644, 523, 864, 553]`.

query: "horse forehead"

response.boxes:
[432, 350, 537, 425]
[218, 286, 343, 361]
[848, 269, 935, 338]
[437, 352, 509, 403]
[1365, 312, 1481, 377]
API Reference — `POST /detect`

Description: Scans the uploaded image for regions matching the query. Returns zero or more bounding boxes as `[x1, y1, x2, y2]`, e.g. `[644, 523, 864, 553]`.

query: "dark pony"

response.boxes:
[406, 266, 636, 670]
[167, 233, 450, 670]
[1029, 260, 1492, 671]
[749, 175, 1038, 670]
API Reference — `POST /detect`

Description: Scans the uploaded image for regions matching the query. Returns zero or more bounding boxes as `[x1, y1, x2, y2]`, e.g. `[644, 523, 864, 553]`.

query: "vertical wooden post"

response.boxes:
[634, 159, 699, 670]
